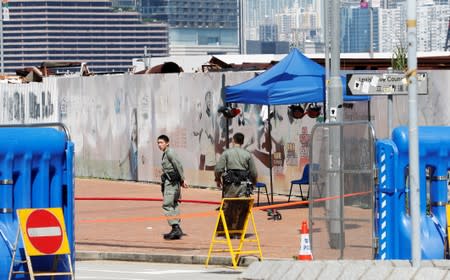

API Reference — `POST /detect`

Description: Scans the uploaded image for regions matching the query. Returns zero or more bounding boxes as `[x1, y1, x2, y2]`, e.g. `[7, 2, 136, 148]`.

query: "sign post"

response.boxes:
[347, 72, 428, 137]
[9, 208, 73, 280]
[346, 72, 428, 96]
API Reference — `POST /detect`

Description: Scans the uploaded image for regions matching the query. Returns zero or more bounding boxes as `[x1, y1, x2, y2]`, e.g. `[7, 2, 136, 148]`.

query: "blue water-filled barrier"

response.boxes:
[0, 126, 74, 279]
[375, 126, 450, 259]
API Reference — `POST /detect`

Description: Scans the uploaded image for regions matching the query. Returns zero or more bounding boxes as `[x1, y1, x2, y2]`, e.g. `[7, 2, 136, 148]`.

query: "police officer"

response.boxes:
[157, 134, 188, 240]
[215, 133, 257, 197]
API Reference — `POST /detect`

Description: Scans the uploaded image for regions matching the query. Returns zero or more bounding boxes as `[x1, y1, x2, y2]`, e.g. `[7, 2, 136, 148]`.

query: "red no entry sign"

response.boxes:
[18, 208, 70, 256]
[26, 209, 63, 254]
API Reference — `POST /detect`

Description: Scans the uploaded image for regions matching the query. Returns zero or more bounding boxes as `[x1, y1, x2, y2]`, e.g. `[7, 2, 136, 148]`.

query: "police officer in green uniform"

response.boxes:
[215, 133, 257, 198]
[157, 134, 188, 240]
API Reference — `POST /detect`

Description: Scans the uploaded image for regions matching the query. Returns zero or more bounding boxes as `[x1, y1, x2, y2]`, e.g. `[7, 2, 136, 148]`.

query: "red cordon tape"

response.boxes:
[75, 197, 221, 205]
[76, 191, 371, 224]
[255, 190, 371, 211]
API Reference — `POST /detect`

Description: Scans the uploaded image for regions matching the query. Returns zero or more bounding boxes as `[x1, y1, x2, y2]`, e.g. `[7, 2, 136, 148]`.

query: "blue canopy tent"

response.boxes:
[224, 48, 369, 203]
[226, 48, 368, 105]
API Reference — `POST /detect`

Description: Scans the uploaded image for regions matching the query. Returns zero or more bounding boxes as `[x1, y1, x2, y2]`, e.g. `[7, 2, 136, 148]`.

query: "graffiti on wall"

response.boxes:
[7, 92, 25, 122]
[119, 108, 138, 180]
[192, 91, 217, 171]
[0, 83, 58, 124]
[57, 72, 333, 192]
[28, 91, 54, 119]
[0, 72, 382, 194]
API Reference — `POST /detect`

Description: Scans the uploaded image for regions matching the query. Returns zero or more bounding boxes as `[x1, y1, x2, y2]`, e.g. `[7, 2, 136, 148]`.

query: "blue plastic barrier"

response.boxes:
[0, 125, 74, 279]
[375, 126, 450, 260]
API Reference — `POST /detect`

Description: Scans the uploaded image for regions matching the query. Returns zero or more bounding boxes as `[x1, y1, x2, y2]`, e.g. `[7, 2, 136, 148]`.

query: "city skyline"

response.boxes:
[244, 0, 449, 54]
[1, 0, 449, 75]
[2, 0, 169, 74]
[109, 0, 450, 55]
[139, 0, 239, 55]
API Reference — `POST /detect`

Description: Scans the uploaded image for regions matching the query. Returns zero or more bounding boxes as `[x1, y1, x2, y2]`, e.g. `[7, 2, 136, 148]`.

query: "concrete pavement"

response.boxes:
[75, 178, 305, 265]
[75, 178, 450, 279]
[240, 260, 450, 280]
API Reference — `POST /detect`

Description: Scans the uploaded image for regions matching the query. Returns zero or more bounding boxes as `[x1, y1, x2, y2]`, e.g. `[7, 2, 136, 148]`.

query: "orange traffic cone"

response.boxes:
[297, 220, 313, 260]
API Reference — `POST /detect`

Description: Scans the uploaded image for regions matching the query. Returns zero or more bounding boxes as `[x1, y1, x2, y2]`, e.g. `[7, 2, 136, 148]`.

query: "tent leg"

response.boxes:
[268, 105, 274, 204]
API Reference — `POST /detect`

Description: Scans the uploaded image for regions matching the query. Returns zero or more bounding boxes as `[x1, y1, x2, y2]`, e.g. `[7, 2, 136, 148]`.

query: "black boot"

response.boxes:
[164, 225, 183, 240]
[163, 226, 174, 239]
[163, 225, 180, 239]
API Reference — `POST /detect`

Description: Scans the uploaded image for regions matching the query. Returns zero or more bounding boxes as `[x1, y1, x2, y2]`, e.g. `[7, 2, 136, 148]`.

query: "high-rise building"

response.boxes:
[132, 0, 450, 56]
[341, 5, 379, 53]
[111, 0, 138, 9]
[244, 0, 298, 42]
[378, 2, 449, 52]
[381, 0, 406, 9]
[2, 0, 169, 74]
[139, 0, 239, 55]
[378, 6, 407, 53]
[246, 40, 289, 54]
[259, 25, 279, 41]
[416, 4, 450, 51]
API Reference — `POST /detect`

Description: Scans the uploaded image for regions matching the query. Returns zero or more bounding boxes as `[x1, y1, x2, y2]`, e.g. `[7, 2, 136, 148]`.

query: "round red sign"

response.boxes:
[26, 209, 63, 254]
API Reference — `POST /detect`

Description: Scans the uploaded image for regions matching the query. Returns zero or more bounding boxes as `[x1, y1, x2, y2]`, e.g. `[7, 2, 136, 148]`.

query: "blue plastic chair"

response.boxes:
[255, 182, 270, 206]
[288, 164, 310, 202]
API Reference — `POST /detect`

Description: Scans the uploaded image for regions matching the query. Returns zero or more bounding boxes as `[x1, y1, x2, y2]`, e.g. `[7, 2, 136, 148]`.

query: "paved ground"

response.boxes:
[75, 178, 450, 279]
[75, 178, 310, 263]
[240, 260, 450, 279]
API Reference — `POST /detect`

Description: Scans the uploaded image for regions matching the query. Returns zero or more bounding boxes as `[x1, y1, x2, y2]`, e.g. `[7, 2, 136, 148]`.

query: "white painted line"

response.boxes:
[77, 277, 147, 280]
[139, 269, 207, 275]
[79, 268, 207, 275]
[27, 226, 61, 237]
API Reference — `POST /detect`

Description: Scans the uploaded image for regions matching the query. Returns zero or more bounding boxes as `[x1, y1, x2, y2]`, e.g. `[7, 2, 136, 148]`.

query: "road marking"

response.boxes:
[140, 269, 207, 274]
[79, 268, 207, 274]
[77, 277, 147, 280]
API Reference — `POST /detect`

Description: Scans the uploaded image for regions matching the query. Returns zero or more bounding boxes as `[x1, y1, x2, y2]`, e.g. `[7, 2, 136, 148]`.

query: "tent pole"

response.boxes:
[225, 102, 230, 149]
[224, 103, 231, 199]
[323, 76, 327, 122]
[268, 105, 273, 204]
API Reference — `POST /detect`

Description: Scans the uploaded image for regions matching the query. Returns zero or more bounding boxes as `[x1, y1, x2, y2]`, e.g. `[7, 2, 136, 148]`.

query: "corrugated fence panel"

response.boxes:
[2, 71, 450, 191]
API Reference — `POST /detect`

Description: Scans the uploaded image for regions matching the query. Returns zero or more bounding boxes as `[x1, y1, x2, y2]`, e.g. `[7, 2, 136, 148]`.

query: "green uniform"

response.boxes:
[161, 147, 185, 226]
[215, 147, 257, 198]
